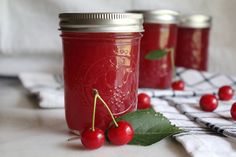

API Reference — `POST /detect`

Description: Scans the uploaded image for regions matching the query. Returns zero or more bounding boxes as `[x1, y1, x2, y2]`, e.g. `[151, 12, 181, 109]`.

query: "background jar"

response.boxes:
[128, 10, 179, 89]
[175, 14, 212, 71]
[59, 13, 143, 133]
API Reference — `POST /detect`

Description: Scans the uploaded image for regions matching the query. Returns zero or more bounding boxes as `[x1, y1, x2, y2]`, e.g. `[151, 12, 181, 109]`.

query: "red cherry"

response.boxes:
[81, 128, 105, 149]
[199, 94, 218, 112]
[231, 103, 236, 120]
[218, 85, 234, 101]
[171, 80, 185, 91]
[138, 93, 151, 109]
[107, 121, 134, 145]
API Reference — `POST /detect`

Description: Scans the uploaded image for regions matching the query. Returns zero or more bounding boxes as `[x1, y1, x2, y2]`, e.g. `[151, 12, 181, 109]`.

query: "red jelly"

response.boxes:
[59, 13, 143, 133]
[175, 15, 212, 71]
[129, 10, 179, 89]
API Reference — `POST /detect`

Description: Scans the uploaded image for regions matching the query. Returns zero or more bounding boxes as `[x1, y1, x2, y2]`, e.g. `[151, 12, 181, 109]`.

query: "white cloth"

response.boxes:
[19, 67, 236, 156]
[19, 73, 64, 108]
[140, 92, 236, 157]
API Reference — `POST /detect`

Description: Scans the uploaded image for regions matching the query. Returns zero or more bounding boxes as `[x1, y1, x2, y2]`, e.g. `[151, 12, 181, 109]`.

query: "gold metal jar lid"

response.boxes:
[179, 14, 212, 28]
[59, 13, 144, 32]
[127, 10, 179, 24]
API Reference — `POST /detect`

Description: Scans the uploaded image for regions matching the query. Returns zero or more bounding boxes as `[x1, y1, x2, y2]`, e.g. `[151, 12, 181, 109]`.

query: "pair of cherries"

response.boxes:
[199, 85, 236, 120]
[82, 90, 155, 149]
[81, 121, 133, 149]
[80, 89, 134, 149]
[199, 85, 234, 112]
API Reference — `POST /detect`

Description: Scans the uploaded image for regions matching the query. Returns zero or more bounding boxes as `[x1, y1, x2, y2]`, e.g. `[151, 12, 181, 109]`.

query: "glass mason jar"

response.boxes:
[59, 13, 143, 133]
[128, 10, 179, 89]
[175, 14, 212, 71]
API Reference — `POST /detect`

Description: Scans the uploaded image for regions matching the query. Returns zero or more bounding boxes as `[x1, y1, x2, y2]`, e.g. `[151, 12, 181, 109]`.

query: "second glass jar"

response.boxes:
[129, 10, 179, 89]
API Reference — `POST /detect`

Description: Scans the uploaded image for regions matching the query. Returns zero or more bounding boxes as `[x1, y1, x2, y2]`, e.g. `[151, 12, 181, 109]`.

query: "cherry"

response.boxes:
[107, 120, 134, 145]
[79, 89, 105, 149]
[171, 80, 185, 91]
[199, 94, 218, 112]
[218, 85, 234, 101]
[231, 103, 236, 120]
[81, 128, 105, 149]
[138, 93, 151, 109]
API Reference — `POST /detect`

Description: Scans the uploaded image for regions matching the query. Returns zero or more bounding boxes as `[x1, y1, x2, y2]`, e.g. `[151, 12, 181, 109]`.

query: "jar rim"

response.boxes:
[59, 12, 144, 32]
[179, 14, 212, 28]
[127, 9, 179, 24]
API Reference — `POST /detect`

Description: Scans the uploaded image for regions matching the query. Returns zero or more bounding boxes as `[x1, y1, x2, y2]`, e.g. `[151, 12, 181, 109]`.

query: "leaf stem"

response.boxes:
[170, 48, 176, 79]
[94, 89, 119, 128]
[145, 48, 176, 80]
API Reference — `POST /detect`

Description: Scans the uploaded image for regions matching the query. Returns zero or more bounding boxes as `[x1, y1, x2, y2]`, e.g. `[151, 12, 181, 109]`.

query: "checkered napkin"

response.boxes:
[19, 67, 236, 157]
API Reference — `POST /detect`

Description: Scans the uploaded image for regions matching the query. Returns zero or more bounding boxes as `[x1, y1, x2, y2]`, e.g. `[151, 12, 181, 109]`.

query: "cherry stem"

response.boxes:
[67, 136, 80, 141]
[92, 89, 98, 131]
[93, 89, 119, 128]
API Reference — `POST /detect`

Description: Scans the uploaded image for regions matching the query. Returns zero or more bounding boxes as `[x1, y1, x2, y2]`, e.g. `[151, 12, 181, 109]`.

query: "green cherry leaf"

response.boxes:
[116, 109, 183, 146]
[145, 49, 168, 60]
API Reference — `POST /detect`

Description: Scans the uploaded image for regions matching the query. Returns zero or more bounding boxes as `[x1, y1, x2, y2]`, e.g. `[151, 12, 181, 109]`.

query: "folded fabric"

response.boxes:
[139, 89, 236, 157]
[19, 67, 236, 157]
[19, 67, 236, 108]
[19, 73, 64, 108]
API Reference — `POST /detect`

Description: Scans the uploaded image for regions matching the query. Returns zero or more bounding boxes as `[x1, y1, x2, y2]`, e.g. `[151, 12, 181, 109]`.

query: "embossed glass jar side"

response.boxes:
[62, 33, 142, 132]
[59, 13, 143, 132]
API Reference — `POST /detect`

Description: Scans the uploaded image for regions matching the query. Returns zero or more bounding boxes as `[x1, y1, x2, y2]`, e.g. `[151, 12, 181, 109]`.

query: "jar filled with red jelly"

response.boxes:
[175, 14, 212, 71]
[59, 13, 143, 133]
[129, 10, 179, 89]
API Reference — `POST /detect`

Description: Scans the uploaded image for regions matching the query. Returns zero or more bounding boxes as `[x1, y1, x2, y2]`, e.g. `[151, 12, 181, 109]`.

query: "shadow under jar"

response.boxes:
[175, 14, 212, 71]
[128, 10, 179, 89]
[59, 13, 143, 133]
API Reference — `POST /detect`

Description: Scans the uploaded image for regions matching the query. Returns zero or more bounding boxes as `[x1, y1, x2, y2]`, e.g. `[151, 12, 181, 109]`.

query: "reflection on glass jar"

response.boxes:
[59, 13, 143, 133]
[175, 14, 212, 71]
